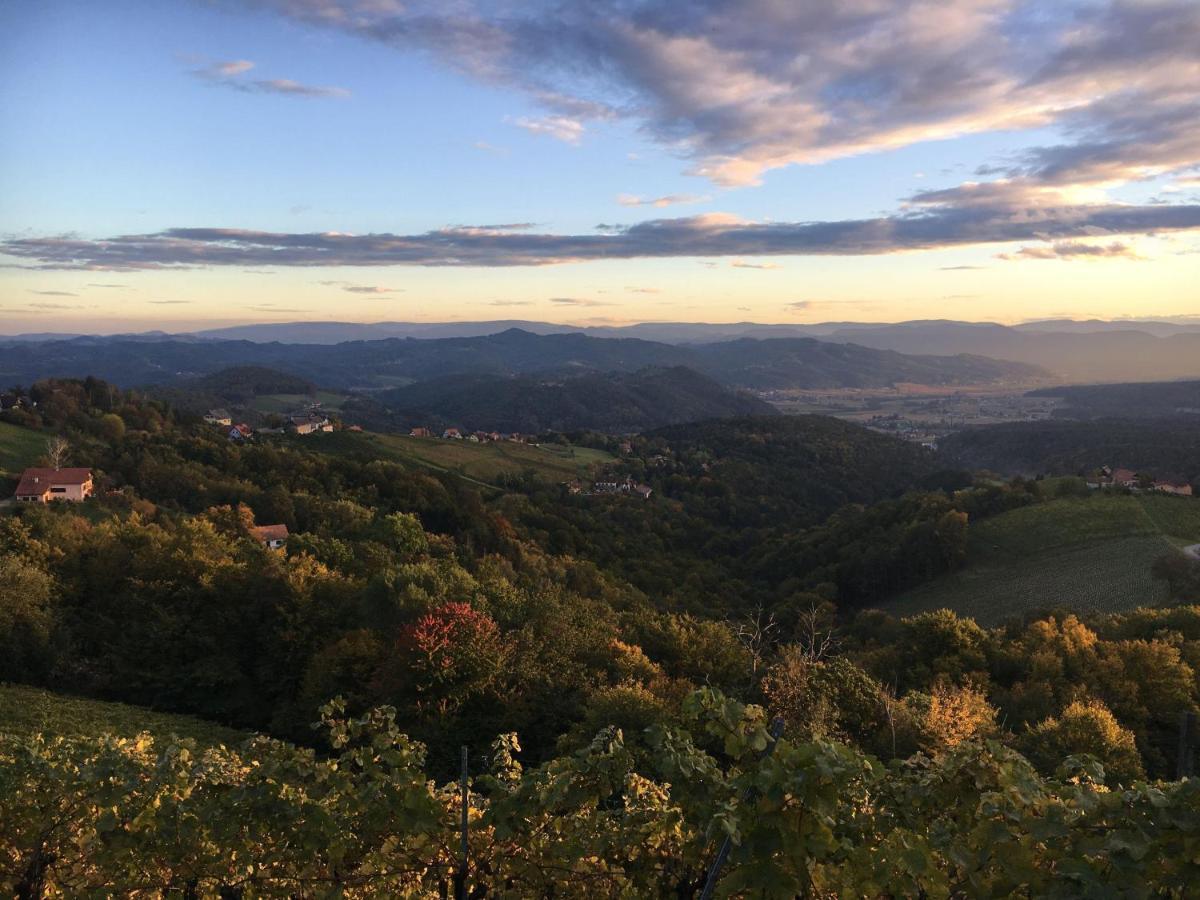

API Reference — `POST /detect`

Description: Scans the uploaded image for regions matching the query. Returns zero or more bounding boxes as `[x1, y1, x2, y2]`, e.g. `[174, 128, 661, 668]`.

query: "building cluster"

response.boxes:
[204, 408, 334, 442]
[1086, 466, 1194, 496]
[565, 475, 653, 500]
[411, 427, 532, 444]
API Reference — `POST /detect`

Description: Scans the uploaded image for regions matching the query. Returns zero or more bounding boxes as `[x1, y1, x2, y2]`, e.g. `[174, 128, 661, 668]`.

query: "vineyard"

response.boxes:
[4, 688, 1200, 898]
[0, 684, 246, 747]
[882, 492, 1200, 624]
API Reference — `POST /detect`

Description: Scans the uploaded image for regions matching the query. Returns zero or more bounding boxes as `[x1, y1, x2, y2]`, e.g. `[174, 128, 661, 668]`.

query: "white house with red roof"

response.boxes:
[14, 467, 94, 503]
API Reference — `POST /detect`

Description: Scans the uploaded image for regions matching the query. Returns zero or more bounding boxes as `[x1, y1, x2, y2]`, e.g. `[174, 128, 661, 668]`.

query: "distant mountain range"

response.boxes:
[0, 328, 1044, 392]
[6, 317, 1197, 382]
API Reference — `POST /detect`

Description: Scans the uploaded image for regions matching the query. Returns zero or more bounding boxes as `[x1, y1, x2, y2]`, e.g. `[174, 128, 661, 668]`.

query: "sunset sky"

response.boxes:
[2, 0, 1198, 334]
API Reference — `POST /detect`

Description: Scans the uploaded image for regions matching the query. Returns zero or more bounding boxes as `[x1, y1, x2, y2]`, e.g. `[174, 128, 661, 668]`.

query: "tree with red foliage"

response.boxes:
[376, 602, 509, 716]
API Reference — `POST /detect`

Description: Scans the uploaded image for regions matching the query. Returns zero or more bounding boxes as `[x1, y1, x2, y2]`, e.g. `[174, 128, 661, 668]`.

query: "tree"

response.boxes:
[1020, 698, 1145, 784]
[44, 436, 69, 470]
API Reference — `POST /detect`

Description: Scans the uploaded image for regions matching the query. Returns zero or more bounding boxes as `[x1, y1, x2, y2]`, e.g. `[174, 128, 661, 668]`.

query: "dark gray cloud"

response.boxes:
[6, 198, 1198, 270]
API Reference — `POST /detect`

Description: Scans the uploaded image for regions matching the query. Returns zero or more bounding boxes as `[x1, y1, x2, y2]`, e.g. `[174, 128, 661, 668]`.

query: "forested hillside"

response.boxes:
[375, 366, 776, 432]
[3, 378, 1200, 896]
[1031, 379, 1200, 419]
[939, 419, 1200, 483]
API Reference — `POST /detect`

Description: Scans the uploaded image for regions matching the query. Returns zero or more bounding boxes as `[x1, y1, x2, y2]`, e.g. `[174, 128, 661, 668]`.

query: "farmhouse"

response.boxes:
[1153, 480, 1194, 497]
[251, 523, 289, 550]
[410, 427, 432, 438]
[289, 414, 333, 435]
[0, 393, 25, 412]
[204, 409, 232, 426]
[1111, 468, 1138, 487]
[228, 423, 254, 442]
[14, 467, 94, 503]
[442, 427, 462, 439]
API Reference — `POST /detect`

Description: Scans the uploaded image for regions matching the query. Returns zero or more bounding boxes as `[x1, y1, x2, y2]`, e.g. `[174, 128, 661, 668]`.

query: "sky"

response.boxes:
[1, 0, 1198, 334]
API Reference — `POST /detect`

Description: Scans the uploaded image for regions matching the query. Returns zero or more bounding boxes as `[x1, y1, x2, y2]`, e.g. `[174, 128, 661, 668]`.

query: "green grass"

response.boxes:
[299, 430, 613, 485]
[0, 421, 45, 481]
[247, 391, 348, 415]
[880, 493, 1200, 625]
[0, 684, 248, 747]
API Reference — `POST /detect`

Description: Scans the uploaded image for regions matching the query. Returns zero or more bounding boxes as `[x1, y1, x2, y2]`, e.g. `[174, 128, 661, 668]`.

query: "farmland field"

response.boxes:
[247, 390, 348, 414]
[0, 684, 247, 747]
[880, 492, 1200, 625]
[292, 430, 613, 485]
[0, 421, 44, 483]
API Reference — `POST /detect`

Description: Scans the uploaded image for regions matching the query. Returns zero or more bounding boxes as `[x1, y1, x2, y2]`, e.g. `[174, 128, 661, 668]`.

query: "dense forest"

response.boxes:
[3, 378, 1200, 895]
[1031, 379, 1200, 420]
[375, 366, 776, 433]
[939, 419, 1200, 484]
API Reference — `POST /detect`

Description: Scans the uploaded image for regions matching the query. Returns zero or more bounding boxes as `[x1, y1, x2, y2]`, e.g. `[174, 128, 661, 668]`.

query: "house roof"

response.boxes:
[15, 467, 92, 495]
[207, 408, 231, 418]
[252, 524, 290, 542]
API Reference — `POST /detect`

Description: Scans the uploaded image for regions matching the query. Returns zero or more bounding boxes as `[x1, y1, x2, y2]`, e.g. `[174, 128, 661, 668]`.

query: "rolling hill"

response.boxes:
[878, 491, 1200, 625]
[938, 419, 1200, 483]
[1029, 379, 1200, 420]
[376, 366, 777, 433]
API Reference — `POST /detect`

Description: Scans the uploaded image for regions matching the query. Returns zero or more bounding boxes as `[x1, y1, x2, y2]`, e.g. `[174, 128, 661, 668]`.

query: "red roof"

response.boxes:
[15, 467, 92, 496]
[252, 524, 289, 543]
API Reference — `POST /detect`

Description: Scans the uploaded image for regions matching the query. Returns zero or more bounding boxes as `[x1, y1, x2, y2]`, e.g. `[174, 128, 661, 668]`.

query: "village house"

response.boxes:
[14, 467, 94, 503]
[251, 523, 289, 550]
[1153, 480, 1194, 497]
[228, 423, 254, 442]
[442, 427, 462, 439]
[289, 413, 333, 435]
[1111, 468, 1138, 488]
[409, 427, 432, 438]
[0, 393, 25, 412]
[204, 409, 232, 426]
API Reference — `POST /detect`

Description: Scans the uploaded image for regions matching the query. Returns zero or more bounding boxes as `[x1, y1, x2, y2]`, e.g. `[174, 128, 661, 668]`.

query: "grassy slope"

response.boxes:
[879, 492, 1200, 625]
[298, 430, 613, 485]
[0, 684, 247, 747]
[248, 391, 349, 414]
[0, 421, 44, 479]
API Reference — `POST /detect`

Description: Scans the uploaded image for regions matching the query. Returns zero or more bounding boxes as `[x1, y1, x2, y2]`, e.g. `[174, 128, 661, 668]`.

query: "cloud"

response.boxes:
[939, 265, 986, 271]
[25, 301, 82, 310]
[730, 260, 782, 270]
[229, 0, 1200, 192]
[147, 300, 191, 305]
[617, 194, 707, 208]
[6, 198, 1199, 271]
[549, 297, 612, 307]
[996, 240, 1139, 261]
[86, 282, 125, 288]
[488, 299, 532, 306]
[187, 56, 349, 98]
[29, 289, 78, 296]
[342, 284, 402, 293]
[509, 115, 584, 144]
[626, 286, 660, 293]
[244, 305, 309, 312]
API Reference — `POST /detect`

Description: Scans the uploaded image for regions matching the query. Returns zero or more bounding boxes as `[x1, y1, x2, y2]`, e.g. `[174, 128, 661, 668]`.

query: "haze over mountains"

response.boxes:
[5, 318, 1198, 383]
[0, 327, 1044, 393]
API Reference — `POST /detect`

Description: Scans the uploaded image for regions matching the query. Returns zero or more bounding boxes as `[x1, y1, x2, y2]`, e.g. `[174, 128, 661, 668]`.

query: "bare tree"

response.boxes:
[45, 436, 69, 470]
[732, 604, 780, 681]
[795, 601, 841, 663]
